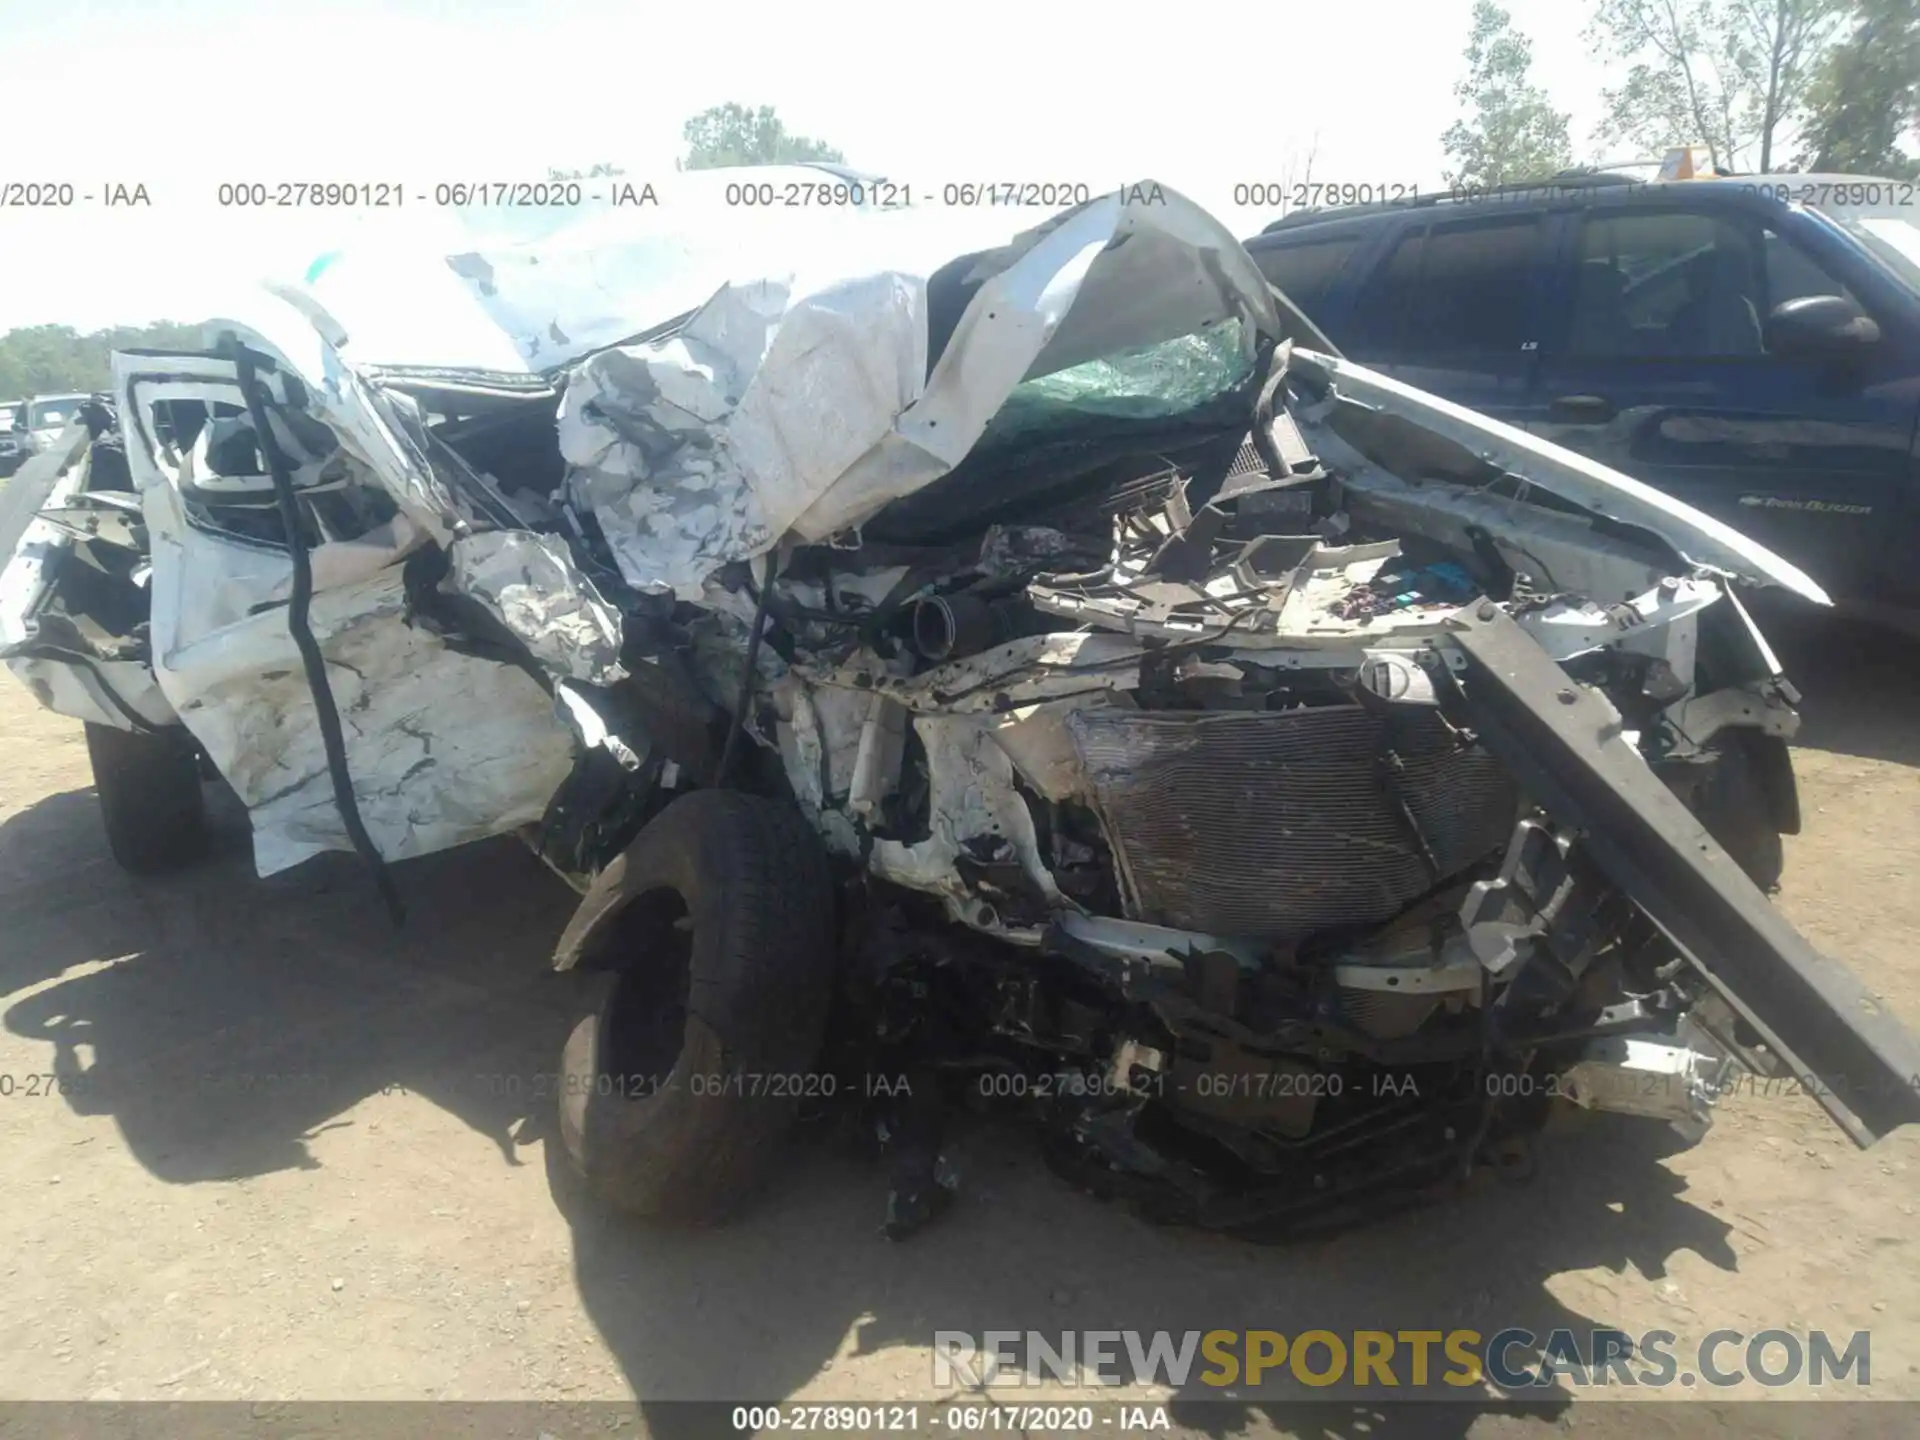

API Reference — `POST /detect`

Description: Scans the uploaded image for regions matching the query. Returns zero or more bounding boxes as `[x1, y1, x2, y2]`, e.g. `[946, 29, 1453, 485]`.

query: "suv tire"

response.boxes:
[1696, 730, 1788, 892]
[84, 721, 210, 874]
[555, 790, 838, 1222]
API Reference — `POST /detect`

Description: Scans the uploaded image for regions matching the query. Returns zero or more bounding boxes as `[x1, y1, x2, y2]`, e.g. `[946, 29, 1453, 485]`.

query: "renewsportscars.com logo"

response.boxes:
[932, 1328, 1872, 1392]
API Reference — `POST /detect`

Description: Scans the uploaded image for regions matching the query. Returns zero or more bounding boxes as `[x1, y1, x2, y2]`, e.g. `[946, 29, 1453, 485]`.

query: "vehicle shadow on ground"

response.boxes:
[0, 775, 1742, 1434]
[18, 610, 1912, 1434]
[1753, 600, 1920, 769]
[0, 779, 584, 1185]
[550, 1109, 1729, 1437]
[545, 607, 1914, 1435]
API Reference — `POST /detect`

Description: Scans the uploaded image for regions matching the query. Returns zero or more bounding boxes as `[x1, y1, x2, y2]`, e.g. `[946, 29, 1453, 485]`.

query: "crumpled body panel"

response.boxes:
[558, 272, 927, 597]
[444, 529, 626, 688]
[1, 180, 1826, 902]
[553, 184, 1277, 598]
[109, 349, 579, 878]
[183, 568, 577, 876]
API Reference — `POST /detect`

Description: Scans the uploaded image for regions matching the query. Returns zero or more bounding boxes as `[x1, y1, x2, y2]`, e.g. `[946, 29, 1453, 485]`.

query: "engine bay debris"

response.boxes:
[5, 177, 1913, 1240]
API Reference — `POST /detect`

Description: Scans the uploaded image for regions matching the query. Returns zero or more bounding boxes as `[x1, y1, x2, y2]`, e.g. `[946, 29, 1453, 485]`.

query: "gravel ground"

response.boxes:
[0, 602, 1916, 1436]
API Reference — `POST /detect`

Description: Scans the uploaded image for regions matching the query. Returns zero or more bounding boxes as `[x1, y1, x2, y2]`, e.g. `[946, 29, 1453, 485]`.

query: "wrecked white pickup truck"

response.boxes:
[5, 175, 1919, 1237]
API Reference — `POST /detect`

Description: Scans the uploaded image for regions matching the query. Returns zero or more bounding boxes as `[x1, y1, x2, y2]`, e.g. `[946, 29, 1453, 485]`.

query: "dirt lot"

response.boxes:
[1, 601, 1918, 1432]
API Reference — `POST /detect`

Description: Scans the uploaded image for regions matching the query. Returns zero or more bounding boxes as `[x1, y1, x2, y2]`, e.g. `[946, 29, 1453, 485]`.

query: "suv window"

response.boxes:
[1567, 211, 1868, 359]
[1568, 211, 1765, 358]
[1761, 227, 1859, 311]
[1349, 215, 1546, 357]
[1349, 228, 1425, 351]
[1253, 236, 1360, 314]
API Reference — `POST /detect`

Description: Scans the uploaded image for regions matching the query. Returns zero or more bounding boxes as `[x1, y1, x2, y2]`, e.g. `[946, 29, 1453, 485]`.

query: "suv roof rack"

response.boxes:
[1257, 169, 1645, 236]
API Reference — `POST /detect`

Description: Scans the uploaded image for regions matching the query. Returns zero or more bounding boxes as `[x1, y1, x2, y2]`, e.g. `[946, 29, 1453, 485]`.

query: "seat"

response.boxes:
[1569, 259, 1631, 355]
[1663, 250, 1762, 356]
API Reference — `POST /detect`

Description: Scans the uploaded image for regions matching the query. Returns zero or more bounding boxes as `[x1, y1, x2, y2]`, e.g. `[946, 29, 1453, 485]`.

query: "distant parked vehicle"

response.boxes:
[0, 402, 23, 479]
[15, 394, 92, 463]
[1243, 161, 1920, 629]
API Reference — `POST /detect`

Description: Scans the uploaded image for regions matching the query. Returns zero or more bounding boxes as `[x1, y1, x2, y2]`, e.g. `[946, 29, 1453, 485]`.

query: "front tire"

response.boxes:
[84, 721, 209, 874]
[1695, 730, 1789, 892]
[556, 790, 837, 1223]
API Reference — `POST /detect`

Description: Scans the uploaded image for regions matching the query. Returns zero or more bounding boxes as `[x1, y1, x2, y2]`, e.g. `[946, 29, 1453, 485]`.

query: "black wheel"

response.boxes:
[1695, 730, 1788, 892]
[83, 721, 209, 874]
[556, 790, 837, 1222]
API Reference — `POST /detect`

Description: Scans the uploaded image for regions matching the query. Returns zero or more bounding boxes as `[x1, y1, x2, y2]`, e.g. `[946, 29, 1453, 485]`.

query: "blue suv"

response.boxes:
[1245, 174, 1920, 622]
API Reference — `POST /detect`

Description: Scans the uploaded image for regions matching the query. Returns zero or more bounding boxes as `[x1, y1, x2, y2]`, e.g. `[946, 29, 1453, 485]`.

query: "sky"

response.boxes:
[0, 0, 1628, 335]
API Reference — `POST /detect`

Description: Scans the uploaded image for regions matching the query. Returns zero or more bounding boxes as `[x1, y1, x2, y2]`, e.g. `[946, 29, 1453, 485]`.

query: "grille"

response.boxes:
[1067, 705, 1518, 941]
[1227, 436, 1265, 479]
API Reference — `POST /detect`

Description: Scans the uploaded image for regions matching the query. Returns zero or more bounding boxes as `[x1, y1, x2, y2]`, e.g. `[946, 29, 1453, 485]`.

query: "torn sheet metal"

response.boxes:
[34, 493, 145, 552]
[118, 374, 406, 652]
[1513, 577, 1724, 662]
[445, 529, 626, 686]
[1292, 349, 1829, 604]
[177, 568, 577, 877]
[811, 633, 1149, 715]
[983, 696, 1119, 802]
[870, 712, 1066, 939]
[183, 302, 469, 548]
[0, 423, 93, 574]
[776, 641, 1092, 937]
[0, 458, 109, 650]
[1319, 434, 1682, 605]
[558, 271, 926, 597]
[106, 352, 579, 877]
[555, 183, 1275, 599]
[304, 166, 981, 377]
[773, 675, 874, 855]
[0, 452, 177, 730]
[5, 654, 174, 732]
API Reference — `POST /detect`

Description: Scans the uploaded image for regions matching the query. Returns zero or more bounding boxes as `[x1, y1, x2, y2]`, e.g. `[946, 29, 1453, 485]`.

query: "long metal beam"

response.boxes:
[1443, 603, 1920, 1146]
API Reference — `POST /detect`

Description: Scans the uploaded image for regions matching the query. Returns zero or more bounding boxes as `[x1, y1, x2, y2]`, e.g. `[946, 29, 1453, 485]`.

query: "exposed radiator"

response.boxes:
[1066, 704, 1519, 941]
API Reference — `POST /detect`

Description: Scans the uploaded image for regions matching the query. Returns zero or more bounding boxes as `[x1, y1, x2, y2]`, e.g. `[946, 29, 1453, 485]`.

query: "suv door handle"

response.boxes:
[1550, 394, 1616, 423]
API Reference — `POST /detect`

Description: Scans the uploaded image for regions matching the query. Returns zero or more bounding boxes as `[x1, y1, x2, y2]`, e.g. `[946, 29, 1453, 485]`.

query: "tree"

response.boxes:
[678, 103, 846, 170]
[0, 321, 206, 399]
[1442, 2, 1575, 187]
[1587, 0, 1839, 171]
[1277, 131, 1322, 214]
[547, 163, 628, 180]
[1724, 0, 1844, 170]
[1588, 0, 1747, 168]
[1796, 0, 1920, 174]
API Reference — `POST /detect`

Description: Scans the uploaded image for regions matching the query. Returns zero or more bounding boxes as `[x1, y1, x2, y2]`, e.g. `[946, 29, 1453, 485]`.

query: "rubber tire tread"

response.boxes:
[84, 721, 209, 874]
[556, 789, 837, 1222]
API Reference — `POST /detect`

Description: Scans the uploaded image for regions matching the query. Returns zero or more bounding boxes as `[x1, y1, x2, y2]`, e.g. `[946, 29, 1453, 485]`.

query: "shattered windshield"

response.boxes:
[975, 317, 1257, 453]
[863, 315, 1261, 545]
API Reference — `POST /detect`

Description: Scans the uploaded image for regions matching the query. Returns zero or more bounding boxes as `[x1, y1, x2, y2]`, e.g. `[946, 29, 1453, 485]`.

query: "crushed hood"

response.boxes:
[298, 168, 1270, 381]
[215, 179, 1823, 606]
[554, 183, 1278, 597]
